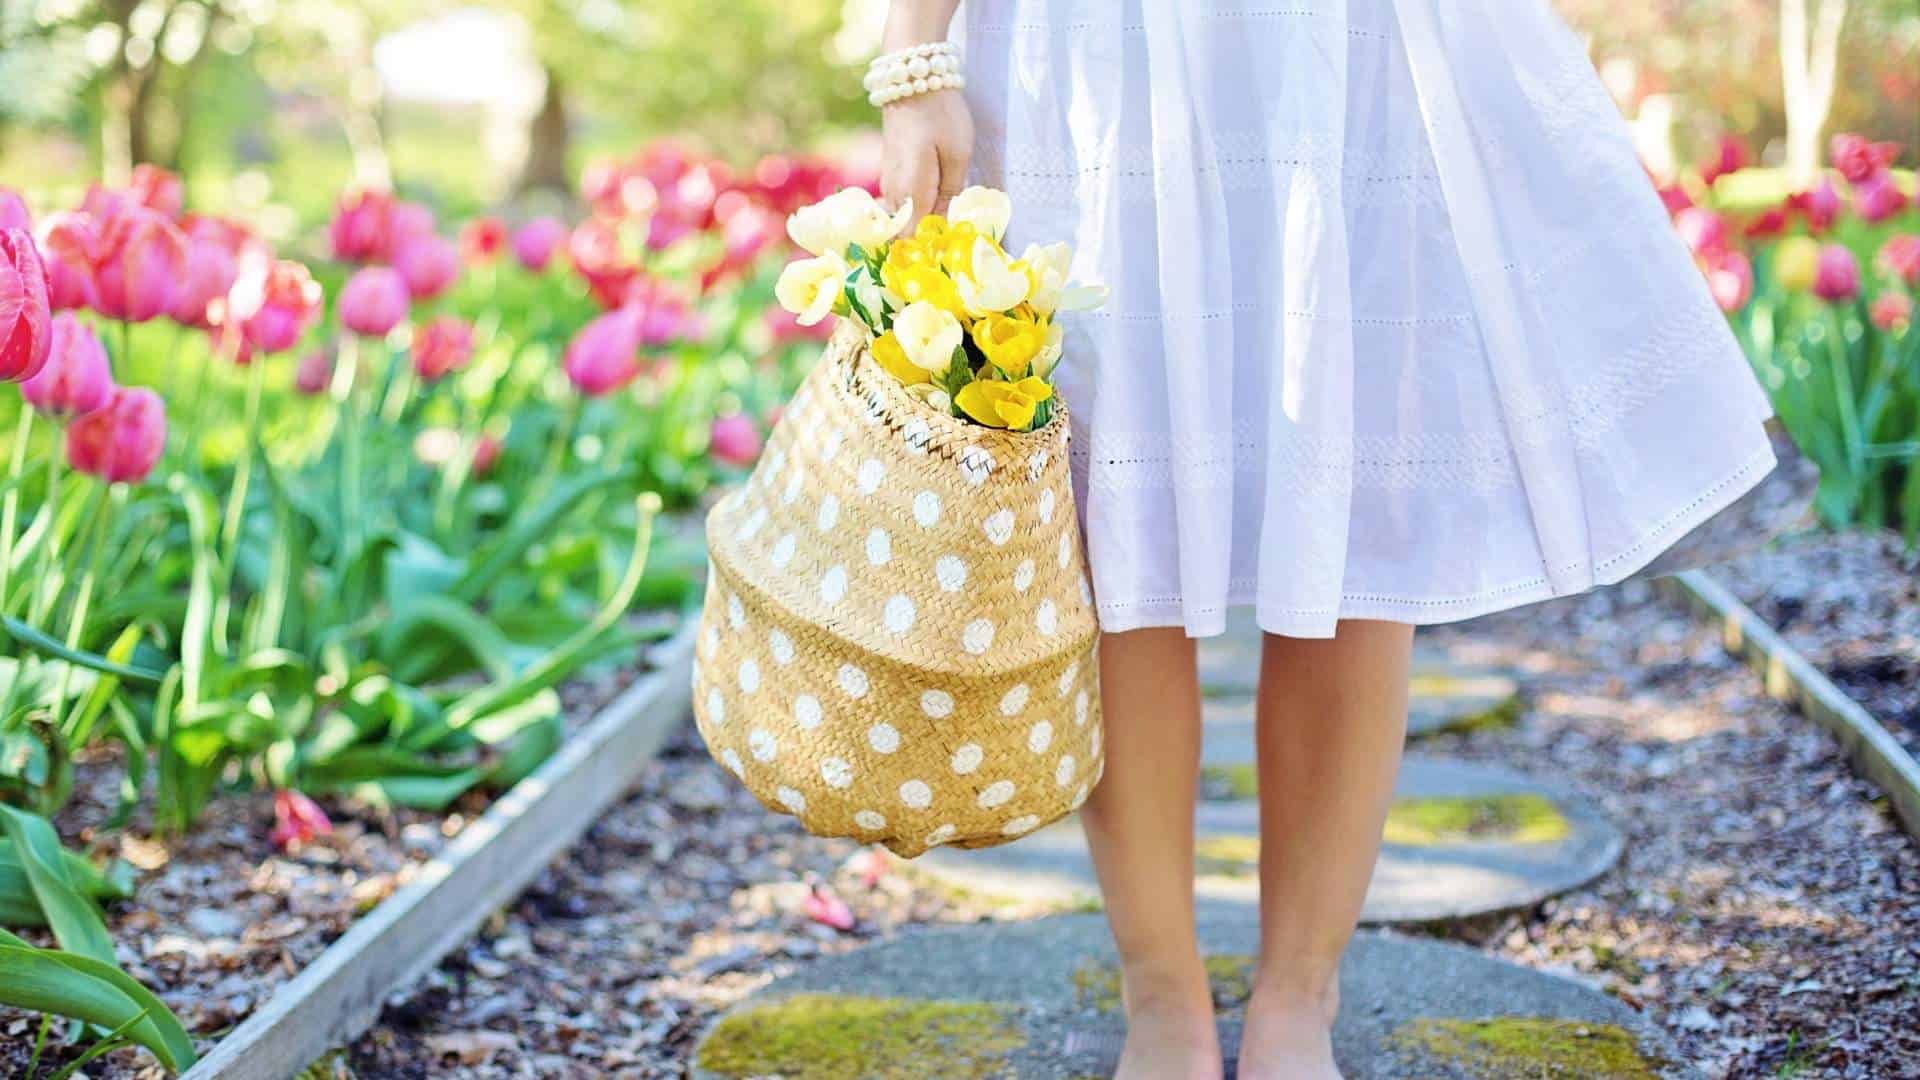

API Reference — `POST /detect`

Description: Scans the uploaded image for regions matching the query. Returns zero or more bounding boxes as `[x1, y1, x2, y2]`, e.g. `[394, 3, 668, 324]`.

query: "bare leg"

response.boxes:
[1081, 627, 1220, 1080]
[1236, 620, 1414, 1080]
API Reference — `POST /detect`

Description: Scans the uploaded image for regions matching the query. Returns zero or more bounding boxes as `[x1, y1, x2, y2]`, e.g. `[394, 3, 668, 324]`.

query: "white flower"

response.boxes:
[775, 253, 849, 326]
[847, 264, 889, 323]
[1022, 241, 1108, 317]
[893, 301, 964, 373]
[948, 186, 1012, 241]
[957, 237, 1031, 317]
[1032, 320, 1065, 378]
[787, 188, 914, 258]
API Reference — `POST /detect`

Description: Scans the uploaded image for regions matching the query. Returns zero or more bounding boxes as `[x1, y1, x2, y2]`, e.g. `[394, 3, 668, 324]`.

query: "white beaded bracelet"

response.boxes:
[864, 42, 965, 108]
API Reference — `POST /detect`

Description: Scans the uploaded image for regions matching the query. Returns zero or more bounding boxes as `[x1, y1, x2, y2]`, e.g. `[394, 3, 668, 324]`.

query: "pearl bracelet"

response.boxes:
[864, 42, 965, 108]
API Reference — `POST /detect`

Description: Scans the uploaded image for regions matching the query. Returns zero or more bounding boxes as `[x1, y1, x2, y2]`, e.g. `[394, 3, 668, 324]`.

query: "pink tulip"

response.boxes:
[562, 306, 643, 396]
[229, 254, 323, 355]
[763, 304, 834, 347]
[66, 386, 165, 484]
[0, 188, 30, 233]
[471, 432, 502, 477]
[1744, 207, 1790, 239]
[294, 346, 334, 395]
[393, 233, 459, 300]
[0, 228, 52, 383]
[1673, 208, 1729, 256]
[389, 202, 437, 250]
[36, 214, 99, 312]
[21, 314, 112, 417]
[1830, 134, 1901, 185]
[1853, 174, 1911, 225]
[411, 315, 474, 380]
[168, 228, 240, 328]
[709, 413, 762, 467]
[511, 217, 566, 271]
[329, 189, 397, 263]
[1870, 292, 1912, 332]
[802, 884, 856, 932]
[270, 790, 332, 851]
[1703, 250, 1753, 314]
[1656, 184, 1694, 216]
[89, 204, 186, 323]
[1788, 178, 1842, 233]
[1877, 235, 1920, 287]
[1699, 135, 1749, 187]
[127, 164, 184, 220]
[1811, 245, 1861, 304]
[337, 266, 409, 338]
[459, 216, 507, 264]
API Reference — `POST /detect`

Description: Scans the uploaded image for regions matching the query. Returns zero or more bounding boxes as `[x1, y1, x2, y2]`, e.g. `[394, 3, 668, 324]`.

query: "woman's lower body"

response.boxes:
[962, 1, 1778, 1075]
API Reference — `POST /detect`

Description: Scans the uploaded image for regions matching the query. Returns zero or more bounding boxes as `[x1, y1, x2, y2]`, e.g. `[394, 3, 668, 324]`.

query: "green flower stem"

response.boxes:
[180, 335, 214, 474]
[0, 407, 34, 725]
[338, 336, 369, 605]
[27, 441, 67, 626]
[46, 484, 116, 735]
[212, 356, 270, 652]
[1826, 307, 1866, 489]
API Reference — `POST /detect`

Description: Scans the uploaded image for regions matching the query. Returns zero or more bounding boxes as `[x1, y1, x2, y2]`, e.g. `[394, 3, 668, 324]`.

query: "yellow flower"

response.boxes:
[871, 331, 930, 386]
[1773, 236, 1821, 293]
[892, 301, 965, 374]
[914, 215, 950, 245]
[937, 222, 980, 277]
[774, 253, 849, 326]
[955, 376, 1054, 431]
[882, 260, 966, 319]
[972, 313, 1047, 377]
[956, 237, 1032, 317]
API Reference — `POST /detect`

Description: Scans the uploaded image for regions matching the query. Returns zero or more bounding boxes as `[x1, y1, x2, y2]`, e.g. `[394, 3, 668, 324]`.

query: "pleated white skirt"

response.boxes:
[960, 0, 1777, 639]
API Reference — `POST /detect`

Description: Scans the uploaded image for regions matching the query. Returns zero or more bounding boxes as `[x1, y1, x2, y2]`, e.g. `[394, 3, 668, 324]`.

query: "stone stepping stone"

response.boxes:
[692, 914, 1687, 1079]
[1200, 671, 1519, 744]
[904, 756, 1622, 924]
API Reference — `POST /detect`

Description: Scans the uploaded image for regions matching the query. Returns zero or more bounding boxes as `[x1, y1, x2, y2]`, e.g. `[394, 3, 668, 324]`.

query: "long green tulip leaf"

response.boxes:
[0, 930, 197, 1071]
[0, 805, 116, 967]
[0, 617, 165, 685]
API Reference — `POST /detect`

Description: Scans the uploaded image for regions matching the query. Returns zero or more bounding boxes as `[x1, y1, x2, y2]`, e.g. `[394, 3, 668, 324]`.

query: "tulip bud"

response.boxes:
[66, 385, 166, 484]
[127, 164, 185, 220]
[562, 306, 643, 396]
[270, 790, 332, 851]
[1811, 245, 1860, 304]
[229, 253, 323, 356]
[294, 347, 334, 395]
[168, 229, 240, 329]
[0, 228, 52, 383]
[512, 217, 566, 271]
[1673, 208, 1728, 257]
[1877, 235, 1920, 288]
[91, 205, 187, 323]
[338, 266, 410, 338]
[1772, 237, 1821, 293]
[471, 432, 503, 477]
[709, 413, 762, 467]
[329, 189, 397, 263]
[36, 214, 99, 312]
[1870, 292, 1912, 333]
[21, 314, 112, 417]
[459, 216, 507, 263]
[1703, 250, 1753, 314]
[411, 315, 474, 380]
[0, 188, 30, 233]
[1853, 174, 1910, 225]
[1788, 179, 1841, 233]
[1830, 133, 1901, 185]
[393, 233, 459, 300]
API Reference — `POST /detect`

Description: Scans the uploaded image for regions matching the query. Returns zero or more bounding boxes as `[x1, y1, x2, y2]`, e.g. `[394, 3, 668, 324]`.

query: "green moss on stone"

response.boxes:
[1408, 675, 1523, 737]
[697, 993, 1025, 1079]
[1072, 954, 1256, 1013]
[1389, 1017, 1664, 1078]
[1194, 834, 1260, 876]
[1383, 794, 1570, 846]
[886, 854, 1103, 914]
[1198, 763, 1260, 802]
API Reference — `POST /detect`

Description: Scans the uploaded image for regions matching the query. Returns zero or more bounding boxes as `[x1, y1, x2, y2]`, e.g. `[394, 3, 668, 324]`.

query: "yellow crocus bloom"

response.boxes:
[914, 215, 950, 245]
[938, 222, 980, 277]
[972, 313, 1047, 377]
[883, 262, 967, 319]
[872, 331, 930, 386]
[1773, 236, 1820, 293]
[955, 376, 1054, 431]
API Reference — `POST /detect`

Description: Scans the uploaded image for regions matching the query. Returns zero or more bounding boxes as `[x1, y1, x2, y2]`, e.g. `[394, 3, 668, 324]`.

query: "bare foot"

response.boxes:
[1114, 1000, 1221, 1080]
[1235, 986, 1340, 1080]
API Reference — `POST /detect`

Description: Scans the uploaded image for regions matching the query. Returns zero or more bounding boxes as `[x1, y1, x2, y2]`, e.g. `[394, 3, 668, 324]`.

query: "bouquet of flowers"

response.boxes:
[773, 186, 1106, 431]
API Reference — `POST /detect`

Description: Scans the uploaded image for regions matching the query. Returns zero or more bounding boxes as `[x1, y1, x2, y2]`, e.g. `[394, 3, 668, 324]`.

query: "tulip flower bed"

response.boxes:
[0, 144, 854, 1074]
[1664, 133, 1919, 539]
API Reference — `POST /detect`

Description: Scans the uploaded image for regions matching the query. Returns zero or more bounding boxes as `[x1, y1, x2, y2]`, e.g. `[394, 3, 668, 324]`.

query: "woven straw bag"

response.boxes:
[692, 322, 1103, 857]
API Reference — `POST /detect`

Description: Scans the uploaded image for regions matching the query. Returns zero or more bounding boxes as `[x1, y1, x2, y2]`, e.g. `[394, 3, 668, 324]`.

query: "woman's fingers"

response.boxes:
[935, 139, 971, 217]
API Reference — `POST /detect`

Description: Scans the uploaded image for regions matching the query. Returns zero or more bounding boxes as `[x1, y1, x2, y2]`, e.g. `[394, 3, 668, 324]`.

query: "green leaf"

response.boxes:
[0, 617, 165, 685]
[381, 595, 516, 684]
[0, 805, 114, 967]
[452, 466, 637, 605]
[0, 930, 197, 1071]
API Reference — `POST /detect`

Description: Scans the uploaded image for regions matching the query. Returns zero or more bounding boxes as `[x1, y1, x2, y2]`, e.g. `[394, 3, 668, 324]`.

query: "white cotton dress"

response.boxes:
[958, 0, 1779, 639]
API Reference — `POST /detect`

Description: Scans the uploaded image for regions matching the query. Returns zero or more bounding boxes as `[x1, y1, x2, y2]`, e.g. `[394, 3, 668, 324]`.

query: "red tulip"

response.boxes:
[0, 188, 30, 233]
[66, 386, 165, 483]
[0, 228, 52, 383]
[709, 413, 762, 466]
[21, 314, 112, 417]
[1870, 292, 1912, 332]
[1854, 174, 1911, 225]
[1830, 134, 1901, 185]
[459, 216, 507, 263]
[568, 219, 638, 309]
[511, 217, 566, 271]
[1744, 206, 1791, 239]
[1703, 250, 1753, 314]
[411, 315, 474, 380]
[294, 346, 334, 395]
[1699, 135, 1749, 187]
[90, 204, 186, 323]
[229, 254, 323, 355]
[329, 188, 397, 263]
[127, 164, 184, 220]
[36, 213, 99, 312]
[168, 227, 240, 328]
[470, 432, 502, 477]
[562, 306, 643, 396]
[338, 266, 409, 338]
[393, 233, 459, 300]
[1812, 245, 1861, 303]
[1673, 208, 1729, 256]
[270, 790, 332, 851]
[1788, 178, 1842, 233]
[1877, 235, 1920, 287]
[1656, 184, 1694, 216]
[801, 883, 856, 932]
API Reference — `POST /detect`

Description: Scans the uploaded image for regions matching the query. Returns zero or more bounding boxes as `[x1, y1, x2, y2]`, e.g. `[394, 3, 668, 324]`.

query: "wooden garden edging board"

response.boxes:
[1656, 569, 1920, 840]
[181, 621, 699, 1080]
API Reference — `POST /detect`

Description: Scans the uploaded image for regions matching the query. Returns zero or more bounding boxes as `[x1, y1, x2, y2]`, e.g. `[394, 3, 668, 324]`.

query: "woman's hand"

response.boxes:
[881, 88, 974, 224]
